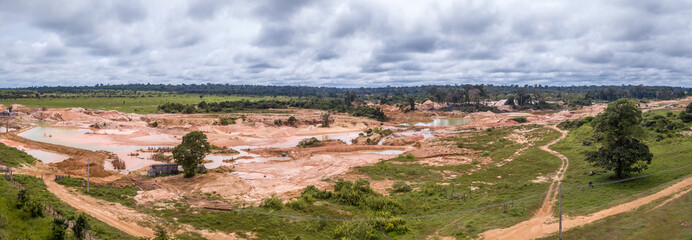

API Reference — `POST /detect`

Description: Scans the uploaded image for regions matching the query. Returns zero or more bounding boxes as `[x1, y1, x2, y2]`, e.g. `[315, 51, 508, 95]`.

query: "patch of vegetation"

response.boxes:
[55, 177, 140, 208]
[218, 117, 236, 126]
[298, 137, 322, 148]
[511, 117, 527, 123]
[0, 142, 36, 167]
[557, 116, 594, 130]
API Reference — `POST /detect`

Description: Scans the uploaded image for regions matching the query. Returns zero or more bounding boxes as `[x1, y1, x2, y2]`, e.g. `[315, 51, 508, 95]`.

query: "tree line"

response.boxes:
[158, 98, 388, 121]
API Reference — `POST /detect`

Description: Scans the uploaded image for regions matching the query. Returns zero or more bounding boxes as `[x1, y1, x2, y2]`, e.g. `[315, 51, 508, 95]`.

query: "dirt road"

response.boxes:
[42, 175, 155, 238]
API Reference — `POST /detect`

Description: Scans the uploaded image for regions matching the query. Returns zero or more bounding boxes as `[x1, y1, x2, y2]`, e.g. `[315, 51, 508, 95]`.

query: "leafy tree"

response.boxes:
[173, 131, 211, 178]
[72, 213, 90, 240]
[586, 99, 652, 178]
[407, 97, 416, 111]
[321, 113, 330, 127]
[50, 218, 68, 240]
[287, 116, 297, 125]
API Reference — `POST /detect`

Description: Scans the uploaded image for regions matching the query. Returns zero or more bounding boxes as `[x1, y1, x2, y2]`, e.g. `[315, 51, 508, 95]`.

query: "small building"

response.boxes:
[147, 163, 179, 177]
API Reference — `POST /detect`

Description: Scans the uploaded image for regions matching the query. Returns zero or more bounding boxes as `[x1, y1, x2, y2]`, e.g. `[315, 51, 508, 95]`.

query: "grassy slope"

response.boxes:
[0, 177, 53, 239]
[539, 189, 692, 240]
[12, 175, 138, 240]
[550, 111, 692, 217]
[0, 142, 36, 167]
[0, 94, 293, 114]
[0, 144, 135, 239]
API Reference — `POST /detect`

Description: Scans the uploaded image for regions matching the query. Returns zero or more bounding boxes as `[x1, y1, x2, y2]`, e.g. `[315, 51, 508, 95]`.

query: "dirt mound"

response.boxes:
[383, 135, 424, 146]
[10, 104, 33, 113]
[52, 158, 114, 177]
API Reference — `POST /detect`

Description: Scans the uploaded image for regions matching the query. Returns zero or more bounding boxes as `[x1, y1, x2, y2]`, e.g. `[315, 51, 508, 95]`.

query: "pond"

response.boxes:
[411, 118, 472, 127]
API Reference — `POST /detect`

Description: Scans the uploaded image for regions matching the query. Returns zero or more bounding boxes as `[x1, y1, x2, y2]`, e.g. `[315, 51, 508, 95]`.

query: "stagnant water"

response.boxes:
[407, 118, 472, 127]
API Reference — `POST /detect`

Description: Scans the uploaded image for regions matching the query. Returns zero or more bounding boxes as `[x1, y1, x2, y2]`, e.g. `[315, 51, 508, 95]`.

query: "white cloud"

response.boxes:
[0, 0, 691, 87]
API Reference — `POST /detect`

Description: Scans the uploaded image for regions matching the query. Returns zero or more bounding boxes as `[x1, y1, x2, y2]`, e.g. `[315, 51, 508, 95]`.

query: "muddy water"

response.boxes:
[19, 127, 167, 172]
[0, 139, 70, 164]
[410, 118, 472, 127]
[18, 127, 298, 172]
[365, 150, 405, 155]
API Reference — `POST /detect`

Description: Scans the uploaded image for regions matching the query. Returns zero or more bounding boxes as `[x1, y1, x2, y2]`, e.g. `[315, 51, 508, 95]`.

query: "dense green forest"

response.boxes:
[2, 84, 689, 101]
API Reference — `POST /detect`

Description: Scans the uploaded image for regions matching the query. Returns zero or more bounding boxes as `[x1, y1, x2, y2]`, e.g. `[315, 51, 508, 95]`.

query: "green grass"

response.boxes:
[538, 188, 692, 240]
[550, 112, 692, 217]
[0, 177, 53, 239]
[0, 94, 294, 114]
[10, 175, 137, 240]
[56, 177, 139, 208]
[0, 142, 36, 167]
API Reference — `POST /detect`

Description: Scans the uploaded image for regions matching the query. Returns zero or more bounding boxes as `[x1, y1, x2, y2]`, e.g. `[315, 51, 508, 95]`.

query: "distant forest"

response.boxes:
[2, 83, 689, 101]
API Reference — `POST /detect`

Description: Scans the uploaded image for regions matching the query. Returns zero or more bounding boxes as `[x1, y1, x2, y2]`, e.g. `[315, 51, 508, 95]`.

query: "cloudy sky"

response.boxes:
[1, 0, 691, 87]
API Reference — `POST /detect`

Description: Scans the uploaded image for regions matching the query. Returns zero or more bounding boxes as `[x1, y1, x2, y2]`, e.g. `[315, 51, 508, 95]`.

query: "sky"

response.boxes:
[1, 0, 691, 88]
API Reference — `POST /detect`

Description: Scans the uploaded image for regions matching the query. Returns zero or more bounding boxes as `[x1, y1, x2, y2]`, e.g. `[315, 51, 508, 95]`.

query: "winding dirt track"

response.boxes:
[481, 126, 692, 240]
[427, 126, 569, 240]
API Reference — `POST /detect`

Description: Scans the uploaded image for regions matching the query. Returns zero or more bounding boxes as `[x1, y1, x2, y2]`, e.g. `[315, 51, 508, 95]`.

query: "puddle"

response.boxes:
[365, 150, 405, 155]
[410, 118, 472, 127]
[1, 139, 70, 164]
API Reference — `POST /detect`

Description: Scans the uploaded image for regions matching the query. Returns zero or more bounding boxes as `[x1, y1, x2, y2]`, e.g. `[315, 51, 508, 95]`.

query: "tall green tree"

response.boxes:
[586, 99, 652, 178]
[173, 131, 211, 178]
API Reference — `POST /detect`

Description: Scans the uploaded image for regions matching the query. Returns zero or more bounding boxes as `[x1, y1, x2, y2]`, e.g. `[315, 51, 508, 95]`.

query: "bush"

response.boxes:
[219, 117, 235, 126]
[298, 137, 322, 148]
[392, 181, 412, 193]
[557, 117, 594, 130]
[261, 196, 284, 210]
[285, 199, 308, 211]
[582, 139, 593, 146]
[26, 199, 44, 218]
[511, 117, 527, 123]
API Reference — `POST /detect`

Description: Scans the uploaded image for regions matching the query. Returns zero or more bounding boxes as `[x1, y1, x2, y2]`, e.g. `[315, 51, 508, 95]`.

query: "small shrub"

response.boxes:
[261, 196, 284, 210]
[511, 117, 527, 123]
[582, 139, 592, 146]
[392, 181, 412, 193]
[298, 137, 321, 148]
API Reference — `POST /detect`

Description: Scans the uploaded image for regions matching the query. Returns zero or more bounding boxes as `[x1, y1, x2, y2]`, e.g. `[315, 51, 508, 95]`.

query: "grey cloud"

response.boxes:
[253, 24, 294, 47]
[187, 0, 229, 20]
[1, 0, 692, 88]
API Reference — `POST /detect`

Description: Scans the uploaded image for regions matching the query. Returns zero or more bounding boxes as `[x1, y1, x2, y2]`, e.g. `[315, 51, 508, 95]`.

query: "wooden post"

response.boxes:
[87, 159, 90, 193]
[559, 186, 562, 240]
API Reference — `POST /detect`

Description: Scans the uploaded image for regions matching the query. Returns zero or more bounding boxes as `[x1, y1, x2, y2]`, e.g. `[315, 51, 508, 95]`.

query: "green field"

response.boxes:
[0, 94, 294, 114]
[551, 108, 692, 218]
